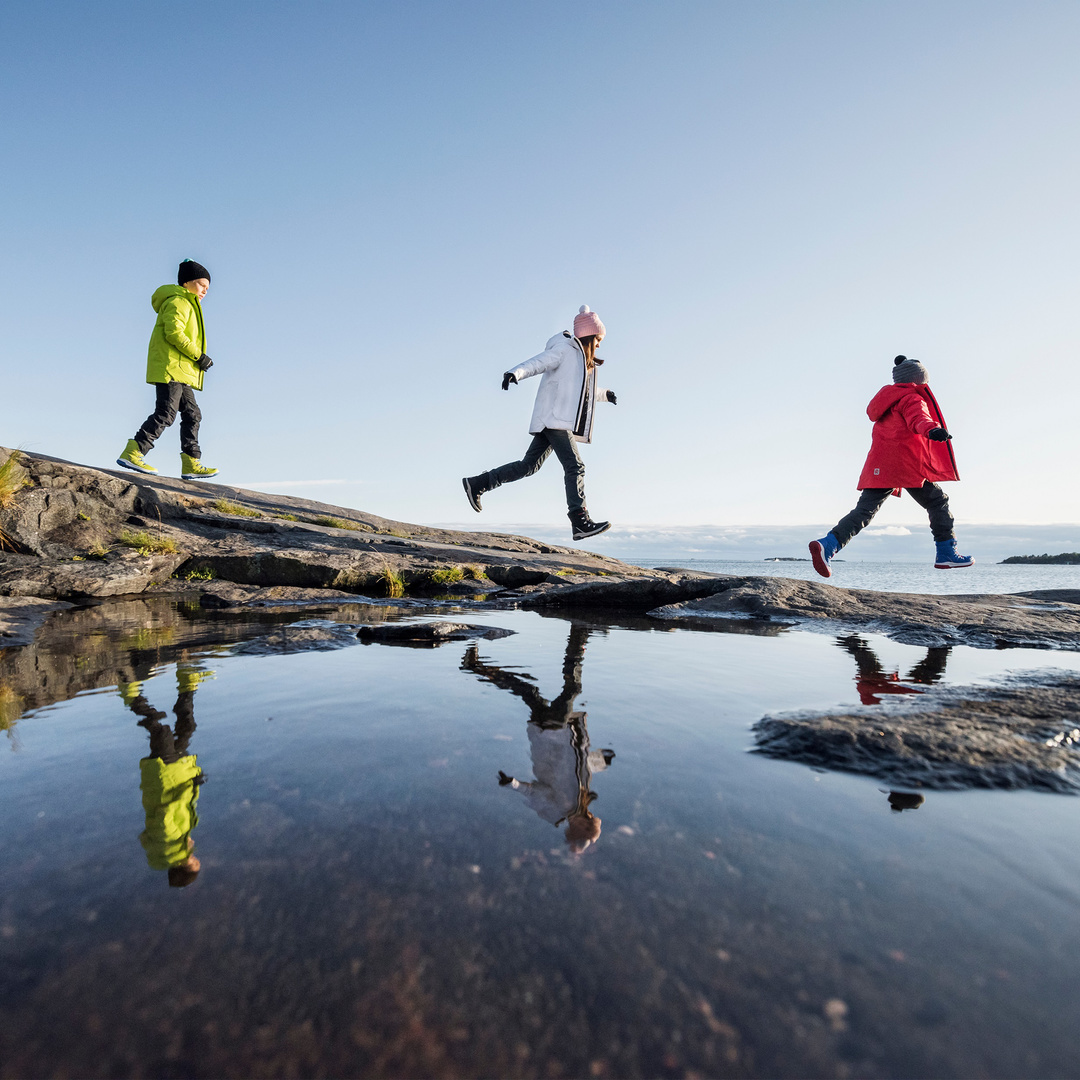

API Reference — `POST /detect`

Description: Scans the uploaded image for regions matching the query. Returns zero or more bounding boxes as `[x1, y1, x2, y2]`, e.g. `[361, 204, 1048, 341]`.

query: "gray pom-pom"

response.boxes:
[579, 305, 590, 314]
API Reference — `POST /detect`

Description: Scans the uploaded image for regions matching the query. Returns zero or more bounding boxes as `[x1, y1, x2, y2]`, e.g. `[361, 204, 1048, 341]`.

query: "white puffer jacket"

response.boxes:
[508, 332, 611, 444]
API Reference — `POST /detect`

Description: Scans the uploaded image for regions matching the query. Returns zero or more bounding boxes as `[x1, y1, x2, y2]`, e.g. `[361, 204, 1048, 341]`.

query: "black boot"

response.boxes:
[569, 508, 611, 541]
[462, 475, 485, 513]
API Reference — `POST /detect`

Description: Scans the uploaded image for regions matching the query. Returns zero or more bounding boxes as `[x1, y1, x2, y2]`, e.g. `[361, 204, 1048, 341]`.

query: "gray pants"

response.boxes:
[479, 429, 586, 513]
[135, 382, 201, 457]
[832, 481, 954, 549]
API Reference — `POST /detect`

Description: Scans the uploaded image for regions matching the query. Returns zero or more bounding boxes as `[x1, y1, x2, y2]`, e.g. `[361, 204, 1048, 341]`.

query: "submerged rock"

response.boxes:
[233, 620, 516, 655]
[231, 620, 364, 655]
[357, 621, 515, 647]
[753, 673, 1080, 791]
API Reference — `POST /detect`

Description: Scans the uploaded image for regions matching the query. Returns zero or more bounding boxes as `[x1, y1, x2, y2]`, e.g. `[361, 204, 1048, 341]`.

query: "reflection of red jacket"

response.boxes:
[857, 384, 960, 490]
[855, 673, 923, 706]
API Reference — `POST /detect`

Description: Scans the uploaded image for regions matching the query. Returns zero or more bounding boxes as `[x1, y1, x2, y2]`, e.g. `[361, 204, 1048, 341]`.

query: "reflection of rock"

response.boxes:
[0, 598, 401, 717]
[753, 674, 1080, 791]
[0, 596, 73, 646]
[651, 577, 1080, 651]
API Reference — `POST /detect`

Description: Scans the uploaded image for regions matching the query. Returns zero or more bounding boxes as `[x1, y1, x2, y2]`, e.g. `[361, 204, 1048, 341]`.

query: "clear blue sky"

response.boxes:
[3, 1, 1078, 535]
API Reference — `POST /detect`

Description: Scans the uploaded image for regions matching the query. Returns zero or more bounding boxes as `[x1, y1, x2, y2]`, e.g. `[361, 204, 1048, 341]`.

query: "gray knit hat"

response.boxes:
[892, 354, 928, 384]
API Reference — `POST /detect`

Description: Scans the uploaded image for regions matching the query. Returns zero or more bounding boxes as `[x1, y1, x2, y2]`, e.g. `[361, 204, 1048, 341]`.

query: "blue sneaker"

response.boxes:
[809, 532, 840, 578]
[935, 540, 974, 569]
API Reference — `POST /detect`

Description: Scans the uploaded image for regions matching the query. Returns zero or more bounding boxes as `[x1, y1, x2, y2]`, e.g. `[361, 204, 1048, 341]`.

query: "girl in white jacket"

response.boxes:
[462, 306, 617, 541]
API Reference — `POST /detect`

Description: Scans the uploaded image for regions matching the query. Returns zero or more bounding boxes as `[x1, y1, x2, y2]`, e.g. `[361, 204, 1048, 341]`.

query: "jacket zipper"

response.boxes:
[922, 386, 959, 480]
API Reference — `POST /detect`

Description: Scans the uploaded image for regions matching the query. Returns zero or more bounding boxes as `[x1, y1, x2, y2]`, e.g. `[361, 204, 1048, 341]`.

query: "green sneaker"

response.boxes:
[117, 679, 144, 706]
[176, 666, 215, 694]
[181, 454, 219, 480]
[116, 439, 157, 475]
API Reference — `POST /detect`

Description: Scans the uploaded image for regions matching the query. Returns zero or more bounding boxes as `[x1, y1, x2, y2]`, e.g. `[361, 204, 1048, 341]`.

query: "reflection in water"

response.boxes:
[120, 663, 212, 887]
[837, 634, 951, 705]
[461, 624, 614, 852]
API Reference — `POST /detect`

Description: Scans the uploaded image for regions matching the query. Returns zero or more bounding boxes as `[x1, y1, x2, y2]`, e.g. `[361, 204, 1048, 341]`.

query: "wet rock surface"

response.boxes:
[650, 575, 1080, 649]
[754, 673, 1080, 791]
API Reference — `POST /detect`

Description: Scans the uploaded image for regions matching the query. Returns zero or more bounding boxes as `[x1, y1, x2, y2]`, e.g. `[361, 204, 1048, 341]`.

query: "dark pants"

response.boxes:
[135, 382, 201, 457]
[133, 692, 196, 764]
[832, 481, 954, 549]
[478, 428, 586, 513]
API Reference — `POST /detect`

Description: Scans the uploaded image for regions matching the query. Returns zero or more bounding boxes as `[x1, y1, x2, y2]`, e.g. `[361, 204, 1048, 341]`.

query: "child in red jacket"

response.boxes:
[810, 355, 973, 577]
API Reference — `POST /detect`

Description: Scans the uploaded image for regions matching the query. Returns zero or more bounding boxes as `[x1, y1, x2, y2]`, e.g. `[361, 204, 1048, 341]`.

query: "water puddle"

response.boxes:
[2, 599, 1080, 1077]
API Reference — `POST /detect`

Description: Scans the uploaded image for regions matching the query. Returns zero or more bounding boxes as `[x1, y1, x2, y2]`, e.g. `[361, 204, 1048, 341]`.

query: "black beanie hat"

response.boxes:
[177, 259, 211, 286]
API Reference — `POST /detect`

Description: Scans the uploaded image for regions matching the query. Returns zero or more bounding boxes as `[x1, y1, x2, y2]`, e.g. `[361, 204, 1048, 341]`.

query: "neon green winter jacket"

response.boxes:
[146, 284, 206, 390]
[139, 755, 202, 870]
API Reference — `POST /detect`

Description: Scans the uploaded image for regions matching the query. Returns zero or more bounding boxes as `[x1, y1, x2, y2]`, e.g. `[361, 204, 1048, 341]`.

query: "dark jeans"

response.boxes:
[479, 428, 586, 513]
[133, 692, 196, 764]
[135, 382, 201, 457]
[832, 481, 954, 549]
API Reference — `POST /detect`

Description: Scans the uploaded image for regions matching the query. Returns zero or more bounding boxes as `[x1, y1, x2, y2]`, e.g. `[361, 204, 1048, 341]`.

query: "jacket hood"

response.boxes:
[151, 283, 196, 312]
[867, 383, 928, 422]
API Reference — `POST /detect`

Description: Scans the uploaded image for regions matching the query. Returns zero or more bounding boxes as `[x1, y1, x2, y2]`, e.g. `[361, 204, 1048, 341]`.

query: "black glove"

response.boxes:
[196, 353, 214, 371]
[501, 372, 517, 391]
[498, 770, 514, 786]
[606, 390, 618, 405]
[927, 427, 952, 442]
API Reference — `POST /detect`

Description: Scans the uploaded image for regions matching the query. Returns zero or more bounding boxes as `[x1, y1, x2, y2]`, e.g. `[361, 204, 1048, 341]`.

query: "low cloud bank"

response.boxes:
[430, 522, 1080, 563]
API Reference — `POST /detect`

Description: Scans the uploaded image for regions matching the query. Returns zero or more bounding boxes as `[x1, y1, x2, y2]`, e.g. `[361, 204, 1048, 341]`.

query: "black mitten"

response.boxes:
[927, 428, 952, 442]
[196, 354, 214, 371]
[501, 372, 517, 391]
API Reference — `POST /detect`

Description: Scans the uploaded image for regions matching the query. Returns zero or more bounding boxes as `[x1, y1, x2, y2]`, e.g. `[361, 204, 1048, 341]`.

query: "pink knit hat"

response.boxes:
[573, 305, 605, 340]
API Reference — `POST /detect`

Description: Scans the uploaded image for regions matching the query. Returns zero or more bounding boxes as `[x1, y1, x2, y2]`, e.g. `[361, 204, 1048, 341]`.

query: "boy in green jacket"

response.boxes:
[117, 259, 219, 480]
[122, 663, 212, 887]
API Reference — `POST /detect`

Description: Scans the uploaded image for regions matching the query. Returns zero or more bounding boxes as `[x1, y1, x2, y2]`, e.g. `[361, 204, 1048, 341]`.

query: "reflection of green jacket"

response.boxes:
[139, 755, 201, 870]
[146, 284, 205, 390]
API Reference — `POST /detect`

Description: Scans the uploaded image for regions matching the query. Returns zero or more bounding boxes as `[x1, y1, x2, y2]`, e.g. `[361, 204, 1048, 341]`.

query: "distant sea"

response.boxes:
[621, 557, 1080, 595]
[432, 521, 1080, 596]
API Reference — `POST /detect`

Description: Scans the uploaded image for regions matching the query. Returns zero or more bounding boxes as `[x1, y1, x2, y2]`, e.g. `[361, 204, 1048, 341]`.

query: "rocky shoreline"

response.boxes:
[3, 447, 1080, 653]
[3, 448, 1080, 793]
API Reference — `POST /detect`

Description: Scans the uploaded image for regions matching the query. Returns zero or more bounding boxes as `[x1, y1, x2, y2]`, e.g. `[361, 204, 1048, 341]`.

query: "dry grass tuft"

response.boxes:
[212, 499, 261, 518]
[311, 515, 372, 532]
[379, 565, 406, 598]
[118, 530, 180, 556]
[0, 450, 26, 510]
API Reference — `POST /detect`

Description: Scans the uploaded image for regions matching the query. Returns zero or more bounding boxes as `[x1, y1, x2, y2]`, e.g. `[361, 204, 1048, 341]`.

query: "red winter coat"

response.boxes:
[857, 383, 959, 490]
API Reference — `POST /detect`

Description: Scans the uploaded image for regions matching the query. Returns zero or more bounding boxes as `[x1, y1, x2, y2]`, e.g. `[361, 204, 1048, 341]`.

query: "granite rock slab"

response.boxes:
[649, 575, 1080, 650]
[753, 672, 1080, 791]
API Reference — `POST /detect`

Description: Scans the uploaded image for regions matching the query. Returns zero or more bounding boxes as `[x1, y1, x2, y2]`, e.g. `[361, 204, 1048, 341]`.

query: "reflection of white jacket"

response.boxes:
[508, 332, 611, 444]
[509, 721, 611, 826]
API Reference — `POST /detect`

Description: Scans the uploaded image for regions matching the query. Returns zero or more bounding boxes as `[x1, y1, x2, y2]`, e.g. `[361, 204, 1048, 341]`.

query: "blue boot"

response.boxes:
[934, 539, 974, 569]
[809, 532, 841, 578]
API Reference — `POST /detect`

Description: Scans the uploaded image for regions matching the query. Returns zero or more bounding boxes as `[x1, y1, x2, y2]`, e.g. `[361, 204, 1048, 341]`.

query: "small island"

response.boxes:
[764, 557, 810, 562]
[1001, 552, 1080, 565]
